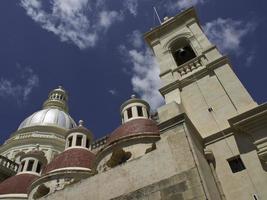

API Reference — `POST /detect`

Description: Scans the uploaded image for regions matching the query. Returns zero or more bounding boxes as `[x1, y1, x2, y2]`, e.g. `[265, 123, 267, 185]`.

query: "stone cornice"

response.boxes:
[159, 56, 229, 96]
[203, 127, 234, 146]
[228, 103, 267, 133]
[144, 7, 200, 46]
[0, 132, 65, 153]
[204, 104, 267, 146]
[13, 125, 68, 136]
[158, 113, 186, 132]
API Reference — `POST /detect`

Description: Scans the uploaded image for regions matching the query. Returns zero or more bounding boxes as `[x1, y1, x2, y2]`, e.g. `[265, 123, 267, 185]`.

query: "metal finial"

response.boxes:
[79, 120, 84, 127]
[131, 94, 136, 99]
[35, 144, 40, 150]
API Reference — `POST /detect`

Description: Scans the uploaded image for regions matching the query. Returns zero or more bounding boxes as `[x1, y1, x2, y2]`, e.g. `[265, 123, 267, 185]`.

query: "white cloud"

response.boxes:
[204, 18, 255, 54]
[165, 0, 205, 11]
[128, 30, 143, 49]
[98, 10, 123, 30]
[123, 0, 138, 16]
[0, 67, 39, 103]
[119, 29, 164, 110]
[123, 47, 164, 110]
[20, 0, 123, 49]
[245, 51, 256, 67]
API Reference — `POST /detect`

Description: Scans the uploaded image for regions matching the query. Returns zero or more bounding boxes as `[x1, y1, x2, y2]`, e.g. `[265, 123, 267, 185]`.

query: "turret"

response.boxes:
[120, 94, 150, 123]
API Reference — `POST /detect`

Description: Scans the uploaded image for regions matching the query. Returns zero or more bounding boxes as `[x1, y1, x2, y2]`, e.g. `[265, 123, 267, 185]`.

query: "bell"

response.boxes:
[178, 48, 187, 57]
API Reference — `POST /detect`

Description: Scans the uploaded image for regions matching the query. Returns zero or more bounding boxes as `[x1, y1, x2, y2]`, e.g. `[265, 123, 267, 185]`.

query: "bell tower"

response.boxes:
[145, 7, 257, 137]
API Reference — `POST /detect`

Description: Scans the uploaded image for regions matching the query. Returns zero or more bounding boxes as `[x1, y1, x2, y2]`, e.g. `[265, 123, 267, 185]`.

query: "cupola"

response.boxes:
[120, 95, 150, 123]
[95, 97, 160, 172]
[29, 121, 95, 199]
[65, 120, 93, 150]
[42, 119, 95, 174]
[18, 149, 47, 175]
[0, 149, 46, 198]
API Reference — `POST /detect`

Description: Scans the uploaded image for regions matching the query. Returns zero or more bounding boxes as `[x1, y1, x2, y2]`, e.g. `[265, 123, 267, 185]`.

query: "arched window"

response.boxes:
[86, 138, 90, 148]
[68, 136, 73, 147]
[36, 162, 42, 173]
[137, 106, 143, 117]
[127, 108, 132, 119]
[20, 161, 25, 172]
[27, 160, 34, 171]
[171, 39, 196, 66]
[76, 135, 83, 146]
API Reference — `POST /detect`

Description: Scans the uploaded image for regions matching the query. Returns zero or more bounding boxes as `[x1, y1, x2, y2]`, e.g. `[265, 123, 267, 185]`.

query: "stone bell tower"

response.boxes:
[144, 7, 257, 137]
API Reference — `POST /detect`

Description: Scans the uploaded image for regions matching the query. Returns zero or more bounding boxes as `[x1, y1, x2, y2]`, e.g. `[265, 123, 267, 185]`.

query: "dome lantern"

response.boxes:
[43, 86, 69, 112]
[65, 120, 93, 150]
[120, 95, 150, 123]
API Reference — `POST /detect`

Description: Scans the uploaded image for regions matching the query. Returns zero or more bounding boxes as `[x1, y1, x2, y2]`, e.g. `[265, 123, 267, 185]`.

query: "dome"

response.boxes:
[120, 95, 150, 124]
[18, 108, 77, 131]
[43, 148, 95, 174]
[0, 174, 38, 195]
[107, 118, 160, 145]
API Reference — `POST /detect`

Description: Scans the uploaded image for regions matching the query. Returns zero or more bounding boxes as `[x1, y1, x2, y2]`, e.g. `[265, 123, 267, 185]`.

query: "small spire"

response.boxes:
[79, 120, 84, 127]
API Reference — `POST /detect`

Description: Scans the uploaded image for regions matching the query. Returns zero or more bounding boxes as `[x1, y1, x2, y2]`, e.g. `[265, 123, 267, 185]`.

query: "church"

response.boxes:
[0, 7, 266, 200]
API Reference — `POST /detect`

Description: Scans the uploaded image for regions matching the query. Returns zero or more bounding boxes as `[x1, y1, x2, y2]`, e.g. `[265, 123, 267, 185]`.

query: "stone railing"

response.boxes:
[0, 155, 19, 174]
[175, 55, 207, 77]
[91, 136, 108, 150]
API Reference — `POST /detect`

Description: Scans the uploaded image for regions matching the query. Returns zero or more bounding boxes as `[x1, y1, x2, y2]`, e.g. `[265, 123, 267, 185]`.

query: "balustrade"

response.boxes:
[0, 155, 19, 174]
[176, 55, 207, 77]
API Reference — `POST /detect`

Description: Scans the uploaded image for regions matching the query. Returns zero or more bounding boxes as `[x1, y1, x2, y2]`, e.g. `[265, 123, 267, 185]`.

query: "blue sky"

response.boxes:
[0, 0, 266, 143]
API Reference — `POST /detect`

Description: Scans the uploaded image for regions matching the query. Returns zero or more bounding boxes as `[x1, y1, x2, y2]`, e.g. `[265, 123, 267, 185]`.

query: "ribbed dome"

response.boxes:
[18, 108, 77, 130]
[107, 118, 160, 145]
[0, 174, 38, 195]
[43, 148, 95, 174]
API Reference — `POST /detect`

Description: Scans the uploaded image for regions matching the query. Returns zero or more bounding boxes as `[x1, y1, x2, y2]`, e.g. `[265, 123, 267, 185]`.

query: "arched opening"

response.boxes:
[170, 38, 196, 66]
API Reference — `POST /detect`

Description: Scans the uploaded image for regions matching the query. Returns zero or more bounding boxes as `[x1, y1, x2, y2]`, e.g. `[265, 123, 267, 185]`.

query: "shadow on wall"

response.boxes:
[234, 133, 267, 172]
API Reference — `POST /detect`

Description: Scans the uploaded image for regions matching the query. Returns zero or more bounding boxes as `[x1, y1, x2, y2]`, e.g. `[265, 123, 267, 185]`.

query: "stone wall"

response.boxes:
[110, 169, 204, 200]
[40, 120, 215, 200]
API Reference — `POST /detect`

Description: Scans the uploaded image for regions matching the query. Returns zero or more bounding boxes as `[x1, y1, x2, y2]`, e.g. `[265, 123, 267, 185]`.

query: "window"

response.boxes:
[20, 161, 25, 172]
[227, 156, 246, 173]
[86, 139, 90, 148]
[36, 162, 42, 173]
[76, 135, 83, 146]
[68, 136, 73, 147]
[137, 106, 143, 117]
[172, 44, 196, 66]
[27, 160, 34, 171]
[127, 108, 132, 119]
